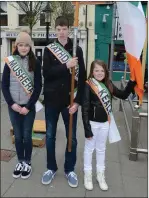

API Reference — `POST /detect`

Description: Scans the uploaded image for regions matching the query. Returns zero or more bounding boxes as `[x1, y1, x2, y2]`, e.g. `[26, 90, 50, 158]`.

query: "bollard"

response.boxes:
[129, 109, 140, 161]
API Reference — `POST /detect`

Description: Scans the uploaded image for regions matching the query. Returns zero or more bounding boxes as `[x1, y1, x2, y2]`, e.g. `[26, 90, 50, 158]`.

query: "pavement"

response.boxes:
[1, 82, 148, 197]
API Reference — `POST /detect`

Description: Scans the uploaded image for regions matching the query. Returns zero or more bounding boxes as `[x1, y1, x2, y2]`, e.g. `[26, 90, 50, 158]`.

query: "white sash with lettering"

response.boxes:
[4, 55, 43, 112]
[89, 78, 121, 143]
[47, 42, 79, 98]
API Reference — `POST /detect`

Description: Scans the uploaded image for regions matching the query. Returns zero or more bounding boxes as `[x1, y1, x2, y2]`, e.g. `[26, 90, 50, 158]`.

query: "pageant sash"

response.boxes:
[87, 78, 112, 122]
[4, 55, 43, 112]
[4, 56, 33, 95]
[47, 42, 79, 97]
[87, 78, 121, 143]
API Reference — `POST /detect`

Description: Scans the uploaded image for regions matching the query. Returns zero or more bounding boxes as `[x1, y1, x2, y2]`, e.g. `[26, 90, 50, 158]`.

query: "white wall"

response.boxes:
[1, 3, 96, 74]
[8, 3, 19, 29]
[87, 5, 95, 77]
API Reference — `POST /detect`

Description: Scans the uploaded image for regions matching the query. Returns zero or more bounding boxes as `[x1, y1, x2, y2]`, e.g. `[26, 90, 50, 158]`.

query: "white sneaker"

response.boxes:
[84, 171, 93, 190]
[97, 171, 108, 191]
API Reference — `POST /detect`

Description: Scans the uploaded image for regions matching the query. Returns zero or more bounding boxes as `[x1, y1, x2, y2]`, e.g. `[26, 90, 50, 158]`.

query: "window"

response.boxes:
[109, 44, 130, 72]
[40, 13, 52, 26]
[40, 13, 46, 26]
[0, 15, 8, 26]
[19, 14, 28, 26]
[0, 2, 8, 26]
[10, 40, 16, 54]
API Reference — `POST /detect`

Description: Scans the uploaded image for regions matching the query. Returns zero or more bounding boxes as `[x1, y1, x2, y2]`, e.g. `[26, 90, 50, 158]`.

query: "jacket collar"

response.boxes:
[55, 37, 73, 50]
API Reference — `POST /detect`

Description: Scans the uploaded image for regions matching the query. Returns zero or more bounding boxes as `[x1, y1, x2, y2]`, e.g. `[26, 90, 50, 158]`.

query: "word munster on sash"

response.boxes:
[6, 56, 33, 95]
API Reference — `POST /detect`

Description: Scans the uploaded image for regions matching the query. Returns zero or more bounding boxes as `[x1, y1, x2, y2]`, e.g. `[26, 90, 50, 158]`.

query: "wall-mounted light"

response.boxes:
[102, 14, 109, 23]
[106, 5, 110, 9]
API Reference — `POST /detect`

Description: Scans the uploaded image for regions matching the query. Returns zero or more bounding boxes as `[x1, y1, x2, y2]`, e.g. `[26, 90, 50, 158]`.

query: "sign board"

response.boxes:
[5, 32, 57, 39]
[4, 31, 86, 39]
[72, 1, 113, 5]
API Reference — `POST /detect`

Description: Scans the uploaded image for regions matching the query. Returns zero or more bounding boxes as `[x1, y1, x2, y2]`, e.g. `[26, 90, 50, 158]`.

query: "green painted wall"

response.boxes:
[95, 5, 112, 64]
[95, 4, 126, 81]
[95, 3, 148, 81]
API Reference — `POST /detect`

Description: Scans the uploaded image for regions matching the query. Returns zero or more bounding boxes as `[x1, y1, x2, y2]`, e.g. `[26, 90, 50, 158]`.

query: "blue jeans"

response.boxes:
[8, 106, 35, 163]
[45, 105, 78, 173]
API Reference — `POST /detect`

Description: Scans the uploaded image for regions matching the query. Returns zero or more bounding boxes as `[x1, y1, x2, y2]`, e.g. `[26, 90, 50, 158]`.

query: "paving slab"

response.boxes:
[1, 85, 148, 197]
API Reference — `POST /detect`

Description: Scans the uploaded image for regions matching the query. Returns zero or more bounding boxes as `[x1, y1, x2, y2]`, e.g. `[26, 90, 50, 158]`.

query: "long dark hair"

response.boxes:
[13, 47, 36, 72]
[88, 59, 113, 95]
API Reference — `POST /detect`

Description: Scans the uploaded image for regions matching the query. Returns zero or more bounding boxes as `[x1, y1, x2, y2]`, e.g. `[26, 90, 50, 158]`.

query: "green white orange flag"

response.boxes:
[117, 2, 146, 104]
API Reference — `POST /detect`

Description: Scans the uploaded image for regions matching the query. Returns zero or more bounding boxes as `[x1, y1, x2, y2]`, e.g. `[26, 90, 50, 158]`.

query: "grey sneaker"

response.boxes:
[65, 171, 78, 188]
[41, 170, 56, 185]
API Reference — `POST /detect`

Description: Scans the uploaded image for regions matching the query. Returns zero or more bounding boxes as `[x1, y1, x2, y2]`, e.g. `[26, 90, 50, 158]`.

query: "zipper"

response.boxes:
[94, 106, 96, 118]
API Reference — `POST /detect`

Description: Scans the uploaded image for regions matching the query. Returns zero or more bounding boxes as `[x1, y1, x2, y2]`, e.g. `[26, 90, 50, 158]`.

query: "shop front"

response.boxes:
[1, 30, 87, 72]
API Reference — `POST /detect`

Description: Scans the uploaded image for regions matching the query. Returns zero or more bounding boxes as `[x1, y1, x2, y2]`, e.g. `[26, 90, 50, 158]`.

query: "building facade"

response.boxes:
[95, 2, 148, 80]
[1, 2, 147, 81]
[1, 2, 96, 73]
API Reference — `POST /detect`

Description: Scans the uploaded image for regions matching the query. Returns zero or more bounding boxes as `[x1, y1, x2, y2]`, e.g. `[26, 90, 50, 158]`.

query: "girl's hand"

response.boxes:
[19, 107, 29, 115]
[68, 103, 79, 114]
[11, 103, 22, 112]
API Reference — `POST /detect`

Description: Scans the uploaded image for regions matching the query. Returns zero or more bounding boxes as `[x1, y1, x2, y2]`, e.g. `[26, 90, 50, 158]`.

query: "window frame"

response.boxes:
[0, 13, 8, 26]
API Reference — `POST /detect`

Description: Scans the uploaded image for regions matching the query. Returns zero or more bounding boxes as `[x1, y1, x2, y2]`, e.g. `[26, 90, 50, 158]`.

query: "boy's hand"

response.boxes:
[66, 57, 78, 69]
[68, 102, 79, 114]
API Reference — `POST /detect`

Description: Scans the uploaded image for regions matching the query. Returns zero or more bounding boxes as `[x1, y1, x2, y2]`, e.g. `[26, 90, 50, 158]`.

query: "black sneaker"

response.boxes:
[21, 162, 32, 179]
[12, 162, 24, 178]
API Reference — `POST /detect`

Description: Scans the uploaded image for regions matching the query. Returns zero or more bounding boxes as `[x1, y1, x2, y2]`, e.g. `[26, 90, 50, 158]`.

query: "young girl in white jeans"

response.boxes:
[82, 60, 136, 191]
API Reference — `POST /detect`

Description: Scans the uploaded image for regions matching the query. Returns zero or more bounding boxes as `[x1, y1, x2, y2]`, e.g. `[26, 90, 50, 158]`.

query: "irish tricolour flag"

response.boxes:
[117, 2, 146, 104]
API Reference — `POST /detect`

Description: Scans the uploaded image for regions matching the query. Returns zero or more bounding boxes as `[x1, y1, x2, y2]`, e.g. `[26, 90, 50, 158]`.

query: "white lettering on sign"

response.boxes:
[6, 32, 19, 37]
[5, 32, 57, 38]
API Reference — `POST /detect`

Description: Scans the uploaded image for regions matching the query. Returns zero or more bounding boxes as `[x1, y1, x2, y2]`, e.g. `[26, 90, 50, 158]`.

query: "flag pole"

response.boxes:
[124, 62, 127, 81]
[68, 1, 79, 152]
[109, 2, 117, 80]
[142, 3, 148, 85]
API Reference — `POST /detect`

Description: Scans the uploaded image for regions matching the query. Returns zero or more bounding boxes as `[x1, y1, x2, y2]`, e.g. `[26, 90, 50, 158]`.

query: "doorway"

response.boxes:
[35, 48, 43, 65]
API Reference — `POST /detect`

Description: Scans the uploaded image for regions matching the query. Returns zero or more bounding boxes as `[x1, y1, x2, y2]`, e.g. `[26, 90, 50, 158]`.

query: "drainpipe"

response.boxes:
[85, 5, 89, 75]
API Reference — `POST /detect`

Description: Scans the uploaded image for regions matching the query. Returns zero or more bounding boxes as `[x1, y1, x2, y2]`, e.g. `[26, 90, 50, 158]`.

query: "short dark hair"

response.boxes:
[55, 16, 69, 28]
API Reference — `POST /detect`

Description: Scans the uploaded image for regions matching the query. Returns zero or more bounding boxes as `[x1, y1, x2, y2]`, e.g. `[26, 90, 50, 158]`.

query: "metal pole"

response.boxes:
[119, 79, 123, 112]
[68, 2, 79, 152]
[109, 2, 116, 80]
[129, 110, 140, 161]
[46, 22, 49, 44]
[85, 5, 89, 74]
[142, 4, 148, 84]
[120, 99, 131, 141]
[124, 62, 127, 81]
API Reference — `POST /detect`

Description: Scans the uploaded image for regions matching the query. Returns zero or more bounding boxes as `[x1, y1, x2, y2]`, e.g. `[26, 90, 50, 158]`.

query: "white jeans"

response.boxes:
[84, 121, 109, 172]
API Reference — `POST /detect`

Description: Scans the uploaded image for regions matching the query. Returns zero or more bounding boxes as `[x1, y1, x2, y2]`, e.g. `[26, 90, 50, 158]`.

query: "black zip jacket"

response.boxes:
[81, 80, 136, 138]
[43, 38, 86, 109]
